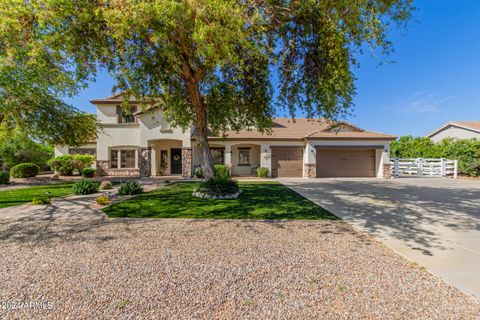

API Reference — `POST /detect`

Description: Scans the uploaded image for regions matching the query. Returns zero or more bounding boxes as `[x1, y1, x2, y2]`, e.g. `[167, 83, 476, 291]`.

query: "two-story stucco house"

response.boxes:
[427, 121, 480, 143]
[55, 93, 396, 178]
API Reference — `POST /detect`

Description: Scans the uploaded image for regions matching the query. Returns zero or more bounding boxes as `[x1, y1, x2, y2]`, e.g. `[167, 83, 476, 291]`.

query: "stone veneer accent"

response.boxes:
[304, 163, 316, 178]
[383, 163, 392, 179]
[182, 148, 192, 178]
[96, 160, 140, 176]
[138, 148, 151, 177]
[96, 160, 109, 176]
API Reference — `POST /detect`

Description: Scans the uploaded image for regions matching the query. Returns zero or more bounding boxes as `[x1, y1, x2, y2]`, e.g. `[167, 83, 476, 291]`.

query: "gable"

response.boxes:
[324, 124, 362, 133]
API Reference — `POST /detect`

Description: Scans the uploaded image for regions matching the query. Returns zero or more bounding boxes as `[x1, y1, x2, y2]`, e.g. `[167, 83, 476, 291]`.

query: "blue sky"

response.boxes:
[66, 0, 480, 137]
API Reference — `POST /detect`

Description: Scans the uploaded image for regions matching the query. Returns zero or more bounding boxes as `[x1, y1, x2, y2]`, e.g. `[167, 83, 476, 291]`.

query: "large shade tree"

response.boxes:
[0, 0, 413, 178]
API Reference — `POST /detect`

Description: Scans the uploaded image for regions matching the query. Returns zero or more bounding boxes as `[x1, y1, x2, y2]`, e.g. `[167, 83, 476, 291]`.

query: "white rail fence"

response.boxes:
[391, 158, 458, 178]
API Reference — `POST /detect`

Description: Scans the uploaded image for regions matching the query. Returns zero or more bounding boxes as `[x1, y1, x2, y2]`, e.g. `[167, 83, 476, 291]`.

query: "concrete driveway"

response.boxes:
[280, 177, 480, 298]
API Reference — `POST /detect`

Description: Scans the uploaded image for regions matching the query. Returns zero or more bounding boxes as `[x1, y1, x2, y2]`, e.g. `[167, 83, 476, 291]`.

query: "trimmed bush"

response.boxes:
[96, 195, 111, 205]
[10, 163, 40, 178]
[82, 167, 96, 178]
[196, 177, 239, 196]
[214, 164, 230, 179]
[31, 197, 50, 205]
[99, 180, 113, 190]
[194, 167, 203, 178]
[72, 179, 100, 195]
[0, 171, 9, 184]
[118, 180, 143, 196]
[256, 167, 270, 178]
[48, 154, 95, 176]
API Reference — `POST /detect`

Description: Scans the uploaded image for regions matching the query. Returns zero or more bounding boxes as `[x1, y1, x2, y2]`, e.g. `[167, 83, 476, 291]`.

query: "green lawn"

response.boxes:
[103, 181, 338, 220]
[0, 183, 74, 208]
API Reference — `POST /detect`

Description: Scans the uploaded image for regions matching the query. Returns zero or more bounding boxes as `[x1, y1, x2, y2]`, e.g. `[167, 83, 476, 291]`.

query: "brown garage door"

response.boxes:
[271, 147, 303, 177]
[316, 148, 376, 177]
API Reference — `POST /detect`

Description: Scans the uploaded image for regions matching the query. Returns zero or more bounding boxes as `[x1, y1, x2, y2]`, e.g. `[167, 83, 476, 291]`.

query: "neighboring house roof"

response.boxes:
[90, 92, 139, 104]
[427, 121, 480, 137]
[208, 118, 396, 141]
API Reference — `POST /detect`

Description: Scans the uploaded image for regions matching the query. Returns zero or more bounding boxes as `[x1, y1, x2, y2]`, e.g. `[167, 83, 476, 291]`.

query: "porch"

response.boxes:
[193, 143, 263, 177]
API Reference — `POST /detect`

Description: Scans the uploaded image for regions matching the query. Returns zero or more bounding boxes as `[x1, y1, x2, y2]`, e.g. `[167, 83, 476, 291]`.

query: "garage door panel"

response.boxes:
[316, 148, 375, 178]
[271, 147, 303, 177]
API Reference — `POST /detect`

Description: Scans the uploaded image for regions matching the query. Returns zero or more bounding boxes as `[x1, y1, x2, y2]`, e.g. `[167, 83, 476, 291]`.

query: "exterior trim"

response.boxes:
[314, 145, 385, 149]
[307, 137, 396, 141]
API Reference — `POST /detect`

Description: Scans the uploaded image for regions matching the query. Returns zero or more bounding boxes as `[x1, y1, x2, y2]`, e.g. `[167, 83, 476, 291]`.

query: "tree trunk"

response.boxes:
[184, 74, 215, 179]
[194, 122, 215, 180]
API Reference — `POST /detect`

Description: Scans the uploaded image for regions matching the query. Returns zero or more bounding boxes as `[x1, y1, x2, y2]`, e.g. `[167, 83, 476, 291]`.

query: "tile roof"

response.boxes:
[90, 92, 138, 104]
[451, 121, 480, 132]
[210, 118, 396, 140]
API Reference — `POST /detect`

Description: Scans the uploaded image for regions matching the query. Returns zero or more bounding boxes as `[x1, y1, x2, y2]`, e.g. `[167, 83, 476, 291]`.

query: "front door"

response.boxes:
[170, 148, 182, 174]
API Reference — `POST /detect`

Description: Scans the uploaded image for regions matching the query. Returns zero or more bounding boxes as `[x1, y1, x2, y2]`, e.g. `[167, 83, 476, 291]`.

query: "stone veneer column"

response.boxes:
[383, 163, 392, 179]
[138, 148, 151, 177]
[304, 163, 316, 178]
[182, 147, 192, 178]
[96, 160, 109, 176]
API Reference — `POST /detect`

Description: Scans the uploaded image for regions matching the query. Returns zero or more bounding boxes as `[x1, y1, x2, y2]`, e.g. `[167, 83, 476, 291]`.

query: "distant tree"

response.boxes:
[0, 130, 53, 170]
[0, 0, 413, 178]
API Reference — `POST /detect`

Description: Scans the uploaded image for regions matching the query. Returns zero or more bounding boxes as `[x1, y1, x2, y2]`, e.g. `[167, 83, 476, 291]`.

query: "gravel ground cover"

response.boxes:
[1, 219, 479, 319]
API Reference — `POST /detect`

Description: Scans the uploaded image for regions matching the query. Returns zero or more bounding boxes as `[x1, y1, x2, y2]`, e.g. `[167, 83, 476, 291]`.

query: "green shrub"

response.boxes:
[256, 167, 270, 178]
[72, 154, 95, 171]
[194, 167, 203, 178]
[214, 164, 230, 179]
[72, 179, 100, 195]
[82, 167, 96, 178]
[99, 180, 113, 190]
[118, 180, 143, 195]
[48, 154, 95, 176]
[31, 197, 50, 205]
[48, 155, 74, 175]
[0, 171, 9, 184]
[0, 130, 52, 171]
[196, 177, 239, 195]
[96, 195, 111, 205]
[10, 163, 40, 178]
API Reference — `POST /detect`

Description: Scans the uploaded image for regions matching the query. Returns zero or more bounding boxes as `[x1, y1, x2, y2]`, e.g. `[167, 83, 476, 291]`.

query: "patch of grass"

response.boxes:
[103, 182, 337, 220]
[0, 183, 74, 208]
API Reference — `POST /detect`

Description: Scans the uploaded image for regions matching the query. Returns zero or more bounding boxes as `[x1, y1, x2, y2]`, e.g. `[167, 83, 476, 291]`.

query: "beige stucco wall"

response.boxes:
[96, 124, 141, 160]
[139, 111, 191, 148]
[93, 107, 190, 160]
[430, 125, 480, 143]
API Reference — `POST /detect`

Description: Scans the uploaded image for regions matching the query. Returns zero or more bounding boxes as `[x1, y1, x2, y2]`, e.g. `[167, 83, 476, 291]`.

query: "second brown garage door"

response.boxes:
[271, 147, 303, 177]
[316, 148, 376, 177]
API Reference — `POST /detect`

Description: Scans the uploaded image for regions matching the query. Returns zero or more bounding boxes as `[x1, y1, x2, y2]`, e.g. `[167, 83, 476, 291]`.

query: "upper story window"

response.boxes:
[116, 105, 137, 123]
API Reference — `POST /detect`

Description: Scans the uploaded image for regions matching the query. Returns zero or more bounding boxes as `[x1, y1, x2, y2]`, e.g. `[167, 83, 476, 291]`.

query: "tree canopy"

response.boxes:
[0, 0, 413, 178]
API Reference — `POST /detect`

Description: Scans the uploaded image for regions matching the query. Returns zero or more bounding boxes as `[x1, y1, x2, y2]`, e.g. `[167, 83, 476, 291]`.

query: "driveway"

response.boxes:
[280, 177, 480, 298]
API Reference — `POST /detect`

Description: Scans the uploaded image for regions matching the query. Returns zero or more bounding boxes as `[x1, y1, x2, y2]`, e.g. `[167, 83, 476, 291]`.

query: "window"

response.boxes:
[211, 149, 224, 164]
[69, 148, 96, 156]
[116, 106, 137, 123]
[238, 149, 250, 165]
[121, 150, 136, 168]
[110, 150, 118, 168]
[110, 149, 136, 169]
